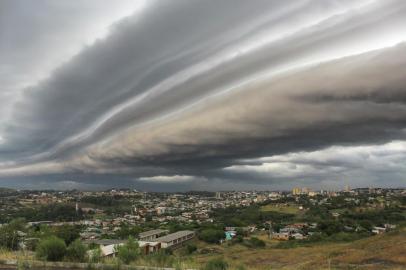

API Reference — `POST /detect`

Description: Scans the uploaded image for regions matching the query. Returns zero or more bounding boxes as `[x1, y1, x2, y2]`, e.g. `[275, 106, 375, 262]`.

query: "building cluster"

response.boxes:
[269, 221, 398, 241]
[76, 191, 279, 240]
[290, 186, 406, 197]
[270, 223, 313, 241]
[86, 229, 196, 257]
[1, 187, 405, 248]
[2, 189, 288, 240]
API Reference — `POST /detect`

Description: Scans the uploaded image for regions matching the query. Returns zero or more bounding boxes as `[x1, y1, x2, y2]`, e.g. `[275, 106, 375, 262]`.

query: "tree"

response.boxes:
[88, 246, 102, 263]
[66, 239, 87, 262]
[236, 228, 245, 237]
[36, 236, 67, 261]
[115, 225, 142, 239]
[186, 243, 197, 254]
[359, 220, 373, 231]
[232, 235, 243, 244]
[116, 236, 140, 264]
[19, 203, 83, 222]
[199, 229, 224, 244]
[52, 225, 81, 245]
[203, 258, 229, 270]
[317, 220, 343, 236]
[0, 218, 26, 250]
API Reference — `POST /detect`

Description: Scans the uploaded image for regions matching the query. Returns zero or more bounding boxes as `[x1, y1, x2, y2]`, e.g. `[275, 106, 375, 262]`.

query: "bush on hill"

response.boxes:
[116, 236, 140, 264]
[36, 236, 66, 261]
[199, 229, 224, 244]
[66, 239, 87, 262]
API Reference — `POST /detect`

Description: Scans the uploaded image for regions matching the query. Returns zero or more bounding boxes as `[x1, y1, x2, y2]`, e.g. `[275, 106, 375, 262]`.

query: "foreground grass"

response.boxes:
[0, 249, 34, 261]
[103, 255, 199, 269]
[193, 228, 406, 270]
[0, 249, 197, 270]
[2, 228, 405, 270]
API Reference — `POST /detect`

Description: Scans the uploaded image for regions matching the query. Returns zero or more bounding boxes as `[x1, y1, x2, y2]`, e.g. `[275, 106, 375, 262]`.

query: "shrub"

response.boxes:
[52, 225, 81, 245]
[199, 229, 224, 244]
[88, 247, 102, 263]
[0, 218, 27, 250]
[232, 235, 244, 244]
[66, 239, 87, 262]
[317, 220, 344, 236]
[116, 236, 140, 264]
[245, 237, 265, 248]
[24, 238, 39, 251]
[359, 220, 373, 231]
[203, 258, 229, 270]
[186, 243, 197, 254]
[236, 228, 245, 237]
[307, 233, 326, 242]
[36, 236, 66, 261]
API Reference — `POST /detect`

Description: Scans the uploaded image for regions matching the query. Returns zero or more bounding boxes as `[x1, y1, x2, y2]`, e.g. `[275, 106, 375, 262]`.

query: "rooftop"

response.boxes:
[155, 230, 195, 243]
[139, 229, 168, 238]
[84, 239, 126, 246]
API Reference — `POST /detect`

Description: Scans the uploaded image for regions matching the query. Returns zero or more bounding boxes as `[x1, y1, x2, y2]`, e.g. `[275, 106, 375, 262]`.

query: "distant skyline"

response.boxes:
[2, 185, 404, 193]
[1, 0, 406, 191]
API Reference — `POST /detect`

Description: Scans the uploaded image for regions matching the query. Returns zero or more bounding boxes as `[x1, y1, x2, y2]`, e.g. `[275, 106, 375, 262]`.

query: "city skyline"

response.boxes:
[2, 0, 406, 191]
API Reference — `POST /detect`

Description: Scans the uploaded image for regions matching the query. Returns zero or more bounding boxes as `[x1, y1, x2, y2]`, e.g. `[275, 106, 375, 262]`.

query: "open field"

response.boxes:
[260, 204, 301, 214]
[192, 227, 406, 270]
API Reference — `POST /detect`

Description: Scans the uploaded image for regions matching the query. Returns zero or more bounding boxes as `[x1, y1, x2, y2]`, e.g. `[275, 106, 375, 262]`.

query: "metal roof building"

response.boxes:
[138, 229, 168, 241]
[154, 230, 195, 248]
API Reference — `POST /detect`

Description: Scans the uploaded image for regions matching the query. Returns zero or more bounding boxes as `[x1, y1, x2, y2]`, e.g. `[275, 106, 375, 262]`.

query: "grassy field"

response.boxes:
[192, 227, 406, 270]
[260, 203, 301, 214]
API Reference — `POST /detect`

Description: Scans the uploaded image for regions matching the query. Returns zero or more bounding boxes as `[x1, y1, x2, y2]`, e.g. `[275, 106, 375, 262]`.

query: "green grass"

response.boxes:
[193, 228, 406, 269]
[260, 204, 301, 214]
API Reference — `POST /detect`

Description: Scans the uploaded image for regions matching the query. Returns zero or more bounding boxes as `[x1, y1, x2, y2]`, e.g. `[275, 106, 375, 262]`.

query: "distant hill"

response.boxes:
[0, 187, 18, 197]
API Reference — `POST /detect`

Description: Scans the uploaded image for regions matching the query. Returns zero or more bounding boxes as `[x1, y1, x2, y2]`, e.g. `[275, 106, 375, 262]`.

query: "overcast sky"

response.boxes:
[1, 0, 406, 191]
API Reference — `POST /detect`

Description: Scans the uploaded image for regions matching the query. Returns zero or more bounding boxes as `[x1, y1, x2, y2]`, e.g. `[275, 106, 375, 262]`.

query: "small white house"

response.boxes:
[372, 226, 386, 234]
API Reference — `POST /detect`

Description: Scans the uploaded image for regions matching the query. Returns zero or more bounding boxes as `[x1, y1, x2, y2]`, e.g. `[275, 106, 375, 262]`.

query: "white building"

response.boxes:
[138, 229, 168, 241]
[154, 230, 195, 249]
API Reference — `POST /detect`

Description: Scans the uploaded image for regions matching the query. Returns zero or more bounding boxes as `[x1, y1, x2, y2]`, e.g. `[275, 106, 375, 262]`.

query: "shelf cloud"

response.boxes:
[1, 0, 406, 190]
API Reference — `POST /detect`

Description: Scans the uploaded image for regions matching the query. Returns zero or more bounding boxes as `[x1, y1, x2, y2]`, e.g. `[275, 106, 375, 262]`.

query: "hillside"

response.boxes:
[193, 227, 406, 270]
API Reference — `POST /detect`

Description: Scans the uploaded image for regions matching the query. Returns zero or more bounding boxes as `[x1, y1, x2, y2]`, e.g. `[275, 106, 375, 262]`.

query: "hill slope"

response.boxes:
[194, 228, 406, 270]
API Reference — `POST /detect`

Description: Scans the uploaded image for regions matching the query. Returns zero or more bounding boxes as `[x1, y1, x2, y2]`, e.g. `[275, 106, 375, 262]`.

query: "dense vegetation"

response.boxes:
[0, 218, 26, 250]
[211, 205, 295, 227]
[116, 237, 140, 264]
[3, 203, 83, 222]
[35, 236, 67, 261]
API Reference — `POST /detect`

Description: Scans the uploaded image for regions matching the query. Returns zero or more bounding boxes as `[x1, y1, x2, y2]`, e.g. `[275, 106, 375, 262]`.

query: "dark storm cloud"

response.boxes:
[1, 0, 292, 157]
[1, 0, 406, 190]
[0, 0, 377, 160]
[84, 43, 406, 184]
[0, 0, 140, 124]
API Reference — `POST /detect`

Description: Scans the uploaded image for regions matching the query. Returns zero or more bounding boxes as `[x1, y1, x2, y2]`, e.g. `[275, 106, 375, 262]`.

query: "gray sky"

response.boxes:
[1, 0, 406, 191]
